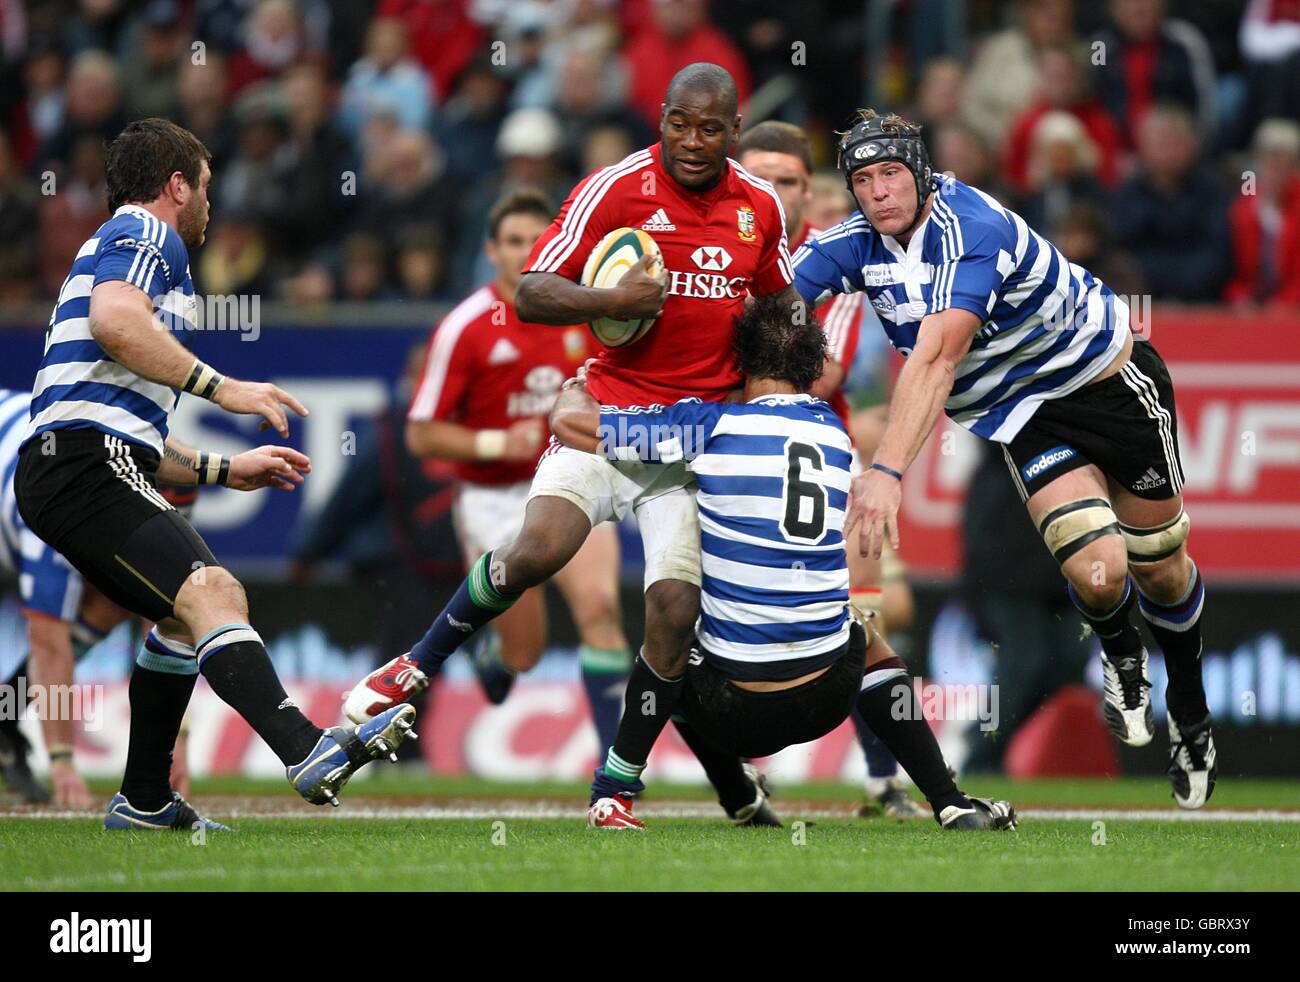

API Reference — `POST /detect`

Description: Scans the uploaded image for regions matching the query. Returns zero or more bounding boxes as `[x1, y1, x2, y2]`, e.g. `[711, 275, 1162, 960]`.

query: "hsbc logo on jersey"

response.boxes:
[691, 246, 732, 272]
[508, 365, 565, 417]
[665, 268, 747, 300]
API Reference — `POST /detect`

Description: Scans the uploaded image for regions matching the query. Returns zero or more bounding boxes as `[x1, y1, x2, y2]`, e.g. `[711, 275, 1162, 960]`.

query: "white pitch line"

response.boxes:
[2, 805, 1297, 822]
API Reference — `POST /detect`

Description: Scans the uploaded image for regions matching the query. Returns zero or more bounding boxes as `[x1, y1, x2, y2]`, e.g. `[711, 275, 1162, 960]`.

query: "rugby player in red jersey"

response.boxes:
[737, 121, 927, 819]
[358, 188, 633, 754]
[346, 63, 794, 827]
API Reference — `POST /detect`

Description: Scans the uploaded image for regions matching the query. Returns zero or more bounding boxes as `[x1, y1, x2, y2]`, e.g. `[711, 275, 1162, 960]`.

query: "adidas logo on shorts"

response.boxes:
[641, 208, 676, 231]
[1132, 467, 1167, 491]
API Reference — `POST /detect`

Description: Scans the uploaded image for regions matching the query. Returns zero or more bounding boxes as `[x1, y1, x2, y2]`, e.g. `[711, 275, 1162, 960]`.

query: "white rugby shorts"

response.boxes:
[529, 440, 700, 589]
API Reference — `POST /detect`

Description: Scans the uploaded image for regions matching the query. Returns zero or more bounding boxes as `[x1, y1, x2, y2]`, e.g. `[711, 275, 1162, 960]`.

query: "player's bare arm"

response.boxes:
[548, 381, 602, 453]
[88, 280, 308, 437]
[515, 254, 666, 325]
[845, 307, 980, 559]
[159, 436, 310, 491]
[25, 615, 93, 808]
[405, 417, 542, 462]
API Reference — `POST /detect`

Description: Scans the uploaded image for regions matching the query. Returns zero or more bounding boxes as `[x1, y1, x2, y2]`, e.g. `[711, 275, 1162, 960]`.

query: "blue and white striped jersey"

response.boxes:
[0, 390, 86, 636]
[23, 204, 197, 456]
[792, 178, 1130, 442]
[599, 394, 851, 681]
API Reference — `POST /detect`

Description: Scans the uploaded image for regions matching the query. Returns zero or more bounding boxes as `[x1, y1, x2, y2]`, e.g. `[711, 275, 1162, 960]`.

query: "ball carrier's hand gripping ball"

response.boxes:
[837, 114, 936, 232]
[581, 227, 664, 347]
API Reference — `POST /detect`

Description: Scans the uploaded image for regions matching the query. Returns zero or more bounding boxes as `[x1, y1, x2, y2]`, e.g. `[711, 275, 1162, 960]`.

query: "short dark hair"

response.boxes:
[733, 294, 826, 393]
[665, 62, 738, 120]
[105, 118, 211, 213]
[737, 121, 813, 174]
[487, 186, 555, 240]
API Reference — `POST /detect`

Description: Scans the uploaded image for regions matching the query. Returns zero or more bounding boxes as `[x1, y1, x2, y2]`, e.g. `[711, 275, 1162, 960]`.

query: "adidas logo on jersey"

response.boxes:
[641, 208, 676, 231]
[487, 338, 520, 365]
[1132, 467, 1167, 491]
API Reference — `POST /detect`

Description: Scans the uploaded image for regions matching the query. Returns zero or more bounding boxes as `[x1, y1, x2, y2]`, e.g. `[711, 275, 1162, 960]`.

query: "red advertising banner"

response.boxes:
[894, 308, 1300, 582]
[24, 679, 968, 784]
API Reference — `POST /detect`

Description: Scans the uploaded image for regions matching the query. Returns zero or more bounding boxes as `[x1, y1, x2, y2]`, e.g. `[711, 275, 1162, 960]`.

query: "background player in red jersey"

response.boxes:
[347, 63, 800, 826]
[389, 188, 633, 754]
[737, 121, 926, 819]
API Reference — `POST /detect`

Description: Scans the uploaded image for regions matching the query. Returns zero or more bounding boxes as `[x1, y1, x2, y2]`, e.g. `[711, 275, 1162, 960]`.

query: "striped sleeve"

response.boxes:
[92, 212, 183, 300]
[525, 150, 654, 280]
[407, 299, 485, 423]
[791, 216, 869, 306]
[817, 292, 865, 365]
[926, 204, 1012, 320]
[597, 398, 724, 463]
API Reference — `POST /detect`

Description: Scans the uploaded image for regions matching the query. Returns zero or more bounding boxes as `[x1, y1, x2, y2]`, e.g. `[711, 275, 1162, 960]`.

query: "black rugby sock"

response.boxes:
[1138, 563, 1210, 722]
[120, 665, 197, 811]
[672, 718, 755, 816]
[856, 658, 965, 817]
[1068, 578, 1143, 662]
[598, 655, 684, 789]
[197, 626, 320, 765]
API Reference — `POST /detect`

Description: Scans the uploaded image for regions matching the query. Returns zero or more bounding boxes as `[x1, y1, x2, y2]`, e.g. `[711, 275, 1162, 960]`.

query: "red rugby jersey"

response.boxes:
[793, 221, 865, 432]
[408, 282, 591, 485]
[523, 144, 793, 407]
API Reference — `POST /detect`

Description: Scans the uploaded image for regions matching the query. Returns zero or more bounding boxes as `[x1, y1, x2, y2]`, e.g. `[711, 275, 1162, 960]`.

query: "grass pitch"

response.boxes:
[2, 775, 1296, 891]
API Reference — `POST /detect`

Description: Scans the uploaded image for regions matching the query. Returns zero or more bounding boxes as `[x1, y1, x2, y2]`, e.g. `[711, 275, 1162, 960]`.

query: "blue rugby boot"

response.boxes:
[104, 791, 232, 831]
[287, 703, 418, 806]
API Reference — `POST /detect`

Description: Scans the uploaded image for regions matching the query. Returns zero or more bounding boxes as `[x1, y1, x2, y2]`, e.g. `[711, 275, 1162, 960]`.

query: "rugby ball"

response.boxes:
[580, 227, 664, 347]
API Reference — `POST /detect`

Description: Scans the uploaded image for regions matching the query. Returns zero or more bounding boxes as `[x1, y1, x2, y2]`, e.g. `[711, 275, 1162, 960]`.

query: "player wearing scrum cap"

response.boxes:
[795, 110, 1215, 809]
[737, 120, 925, 819]
[555, 295, 1015, 830]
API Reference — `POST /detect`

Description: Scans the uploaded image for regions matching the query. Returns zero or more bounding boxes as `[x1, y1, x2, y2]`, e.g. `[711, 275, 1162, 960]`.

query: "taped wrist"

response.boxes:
[475, 429, 507, 460]
[196, 451, 231, 486]
[182, 358, 225, 400]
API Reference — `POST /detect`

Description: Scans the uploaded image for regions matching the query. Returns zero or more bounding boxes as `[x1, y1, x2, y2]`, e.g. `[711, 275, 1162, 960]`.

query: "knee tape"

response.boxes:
[1120, 509, 1190, 566]
[1037, 497, 1122, 565]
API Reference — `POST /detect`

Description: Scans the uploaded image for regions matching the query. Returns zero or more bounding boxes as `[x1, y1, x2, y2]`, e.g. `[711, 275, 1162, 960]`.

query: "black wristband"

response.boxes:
[870, 462, 904, 481]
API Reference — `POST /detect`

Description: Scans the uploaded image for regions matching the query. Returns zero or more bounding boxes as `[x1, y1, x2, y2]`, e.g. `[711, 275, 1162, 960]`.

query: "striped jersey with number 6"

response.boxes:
[597, 393, 851, 681]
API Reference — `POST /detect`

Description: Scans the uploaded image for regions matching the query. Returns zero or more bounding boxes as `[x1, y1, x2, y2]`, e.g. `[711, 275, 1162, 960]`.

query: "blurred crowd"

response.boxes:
[0, 0, 1298, 310]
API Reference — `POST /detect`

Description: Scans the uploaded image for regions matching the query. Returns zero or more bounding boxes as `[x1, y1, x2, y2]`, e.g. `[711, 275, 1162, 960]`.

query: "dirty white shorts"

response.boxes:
[529, 441, 700, 590]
